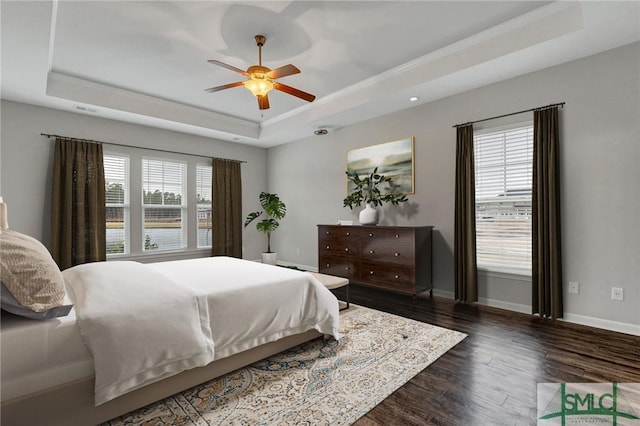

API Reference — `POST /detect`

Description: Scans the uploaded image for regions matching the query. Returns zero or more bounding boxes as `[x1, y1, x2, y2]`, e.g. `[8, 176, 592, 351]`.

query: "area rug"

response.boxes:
[104, 305, 466, 425]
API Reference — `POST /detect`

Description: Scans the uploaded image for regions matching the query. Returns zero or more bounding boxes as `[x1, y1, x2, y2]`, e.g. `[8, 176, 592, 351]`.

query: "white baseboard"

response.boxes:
[281, 268, 639, 336]
[431, 289, 455, 299]
[425, 289, 640, 336]
[561, 313, 640, 336]
[275, 260, 318, 272]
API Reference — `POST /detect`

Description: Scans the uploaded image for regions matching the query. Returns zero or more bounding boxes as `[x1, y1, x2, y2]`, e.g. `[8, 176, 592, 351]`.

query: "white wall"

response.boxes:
[0, 101, 269, 261]
[268, 42, 640, 333]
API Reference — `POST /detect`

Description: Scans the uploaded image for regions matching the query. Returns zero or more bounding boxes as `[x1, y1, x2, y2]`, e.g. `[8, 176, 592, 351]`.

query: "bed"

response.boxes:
[1, 255, 341, 426]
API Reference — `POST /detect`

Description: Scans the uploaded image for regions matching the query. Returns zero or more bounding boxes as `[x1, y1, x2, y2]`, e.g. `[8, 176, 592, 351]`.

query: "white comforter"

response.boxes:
[63, 257, 341, 406]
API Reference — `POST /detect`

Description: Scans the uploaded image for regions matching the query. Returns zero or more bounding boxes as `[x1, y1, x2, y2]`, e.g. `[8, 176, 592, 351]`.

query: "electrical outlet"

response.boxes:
[568, 281, 579, 294]
[296, 248, 300, 255]
[611, 287, 624, 301]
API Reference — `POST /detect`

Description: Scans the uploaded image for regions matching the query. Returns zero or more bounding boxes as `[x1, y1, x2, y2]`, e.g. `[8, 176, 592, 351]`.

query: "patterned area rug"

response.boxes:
[104, 305, 466, 425]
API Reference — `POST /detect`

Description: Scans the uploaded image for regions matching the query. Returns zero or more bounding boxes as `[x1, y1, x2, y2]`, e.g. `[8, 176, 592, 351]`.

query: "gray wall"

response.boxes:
[0, 101, 269, 261]
[268, 42, 640, 331]
[1, 43, 638, 332]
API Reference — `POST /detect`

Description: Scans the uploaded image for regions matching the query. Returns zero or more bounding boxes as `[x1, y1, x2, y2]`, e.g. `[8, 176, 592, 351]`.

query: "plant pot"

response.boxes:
[262, 252, 278, 265]
[359, 203, 379, 225]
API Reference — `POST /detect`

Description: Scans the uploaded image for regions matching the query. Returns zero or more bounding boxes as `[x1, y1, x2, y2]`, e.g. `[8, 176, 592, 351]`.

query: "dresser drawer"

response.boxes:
[361, 241, 413, 265]
[318, 226, 358, 241]
[319, 239, 360, 257]
[360, 262, 414, 292]
[361, 228, 413, 244]
[319, 257, 358, 280]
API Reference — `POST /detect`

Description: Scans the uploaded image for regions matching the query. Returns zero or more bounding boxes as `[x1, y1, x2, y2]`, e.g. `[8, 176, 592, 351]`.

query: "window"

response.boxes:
[104, 148, 212, 258]
[196, 164, 213, 248]
[104, 154, 129, 255]
[142, 158, 187, 251]
[474, 125, 533, 273]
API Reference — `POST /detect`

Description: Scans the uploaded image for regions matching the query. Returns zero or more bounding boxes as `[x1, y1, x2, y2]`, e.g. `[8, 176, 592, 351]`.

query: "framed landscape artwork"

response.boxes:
[347, 137, 415, 194]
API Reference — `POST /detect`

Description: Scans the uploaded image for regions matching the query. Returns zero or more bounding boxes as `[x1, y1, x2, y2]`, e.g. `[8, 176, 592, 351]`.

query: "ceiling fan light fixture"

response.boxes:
[206, 34, 315, 109]
[243, 75, 274, 97]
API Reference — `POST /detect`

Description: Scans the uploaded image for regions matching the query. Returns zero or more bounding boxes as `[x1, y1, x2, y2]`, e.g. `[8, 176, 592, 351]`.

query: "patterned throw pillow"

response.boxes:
[0, 229, 67, 314]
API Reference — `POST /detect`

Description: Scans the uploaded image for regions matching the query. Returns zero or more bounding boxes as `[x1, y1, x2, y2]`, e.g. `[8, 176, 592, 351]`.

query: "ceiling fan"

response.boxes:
[205, 35, 316, 110]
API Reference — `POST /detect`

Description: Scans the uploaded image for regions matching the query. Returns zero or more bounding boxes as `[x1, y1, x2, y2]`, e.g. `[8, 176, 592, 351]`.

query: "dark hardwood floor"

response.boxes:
[330, 285, 640, 426]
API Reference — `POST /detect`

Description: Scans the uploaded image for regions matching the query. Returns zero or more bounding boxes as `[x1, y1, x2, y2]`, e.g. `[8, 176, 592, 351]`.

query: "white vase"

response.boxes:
[359, 203, 379, 225]
[262, 252, 278, 265]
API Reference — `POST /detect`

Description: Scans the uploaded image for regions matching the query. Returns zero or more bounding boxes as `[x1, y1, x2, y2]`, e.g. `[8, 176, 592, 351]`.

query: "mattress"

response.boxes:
[1, 257, 340, 403]
[1, 293, 93, 402]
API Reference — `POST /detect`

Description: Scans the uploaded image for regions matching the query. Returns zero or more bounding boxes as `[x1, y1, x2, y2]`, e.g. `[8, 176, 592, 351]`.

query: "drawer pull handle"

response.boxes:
[345, 248, 349, 252]
[346, 232, 350, 236]
[394, 252, 400, 257]
[395, 234, 400, 238]
[369, 233, 373, 237]
[369, 250, 375, 254]
[345, 267, 350, 271]
[326, 264, 330, 268]
[326, 246, 330, 250]
[369, 271, 374, 275]
[326, 231, 329, 235]
[394, 275, 399, 279]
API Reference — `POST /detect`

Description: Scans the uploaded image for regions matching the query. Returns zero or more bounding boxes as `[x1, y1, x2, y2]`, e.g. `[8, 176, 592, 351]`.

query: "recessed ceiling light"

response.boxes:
[409, 96, 419, 102]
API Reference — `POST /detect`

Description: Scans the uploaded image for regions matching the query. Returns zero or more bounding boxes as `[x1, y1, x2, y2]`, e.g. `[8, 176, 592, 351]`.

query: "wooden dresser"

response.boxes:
[317, 225, 433, 297]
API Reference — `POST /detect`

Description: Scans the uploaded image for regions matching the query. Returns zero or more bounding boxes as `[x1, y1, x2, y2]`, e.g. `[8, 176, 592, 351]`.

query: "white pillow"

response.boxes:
[0, 230, 67, 313]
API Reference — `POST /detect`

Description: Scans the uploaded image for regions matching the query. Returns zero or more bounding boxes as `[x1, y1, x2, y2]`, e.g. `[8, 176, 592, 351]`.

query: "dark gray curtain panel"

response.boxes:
[211, 159, 243, 258]
[532, 106, 564, 319]
[454, 124, 478, 303]
[51, 138, 106, 270]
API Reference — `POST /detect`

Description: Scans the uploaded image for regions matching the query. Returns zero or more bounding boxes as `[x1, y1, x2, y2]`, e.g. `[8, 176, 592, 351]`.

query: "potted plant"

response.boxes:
[245, 191, 286, 265]
[343, 167, 408, 225]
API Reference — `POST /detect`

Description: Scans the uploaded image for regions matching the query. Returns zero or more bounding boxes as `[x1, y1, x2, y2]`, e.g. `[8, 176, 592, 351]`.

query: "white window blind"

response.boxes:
[104, 154, 130, 256]
[474, 125, 533, 273]
[142, 158, 187, 251]
[196, 164, 212, 248]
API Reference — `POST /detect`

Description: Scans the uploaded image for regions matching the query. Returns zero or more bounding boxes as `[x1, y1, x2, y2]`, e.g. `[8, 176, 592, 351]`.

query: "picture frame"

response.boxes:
[346, 137, 415, 195]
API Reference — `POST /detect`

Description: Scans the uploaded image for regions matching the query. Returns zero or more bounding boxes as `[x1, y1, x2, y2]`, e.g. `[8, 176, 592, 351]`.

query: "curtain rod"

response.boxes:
[452, 102, 565, 128]
[40, 133, 247, 164]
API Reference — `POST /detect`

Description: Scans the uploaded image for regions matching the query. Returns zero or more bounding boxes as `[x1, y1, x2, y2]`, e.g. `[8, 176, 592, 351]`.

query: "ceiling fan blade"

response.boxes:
[267, 64, 300, 80]
[207, 60, 249, 76]
[257, 94, 270, 110]
[205, 81, 244, 93]
[274, 82, 316, 103]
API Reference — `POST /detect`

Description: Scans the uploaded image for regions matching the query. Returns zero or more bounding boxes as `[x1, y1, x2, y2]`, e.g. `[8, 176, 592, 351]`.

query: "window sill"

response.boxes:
[107, 248, 212, 263]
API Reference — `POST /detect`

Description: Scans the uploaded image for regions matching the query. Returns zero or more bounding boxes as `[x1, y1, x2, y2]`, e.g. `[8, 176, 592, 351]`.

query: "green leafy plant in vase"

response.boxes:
[343, 167, 408, 225]
[245, 191, 286, 264]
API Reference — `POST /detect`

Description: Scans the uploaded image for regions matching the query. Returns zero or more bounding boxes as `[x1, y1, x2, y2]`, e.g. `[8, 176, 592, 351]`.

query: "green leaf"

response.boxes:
[244, 211, 262, 228]
[256, 218, 279, 233]
[259, 192, 287, 220]
[342, 165, 409, 210]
